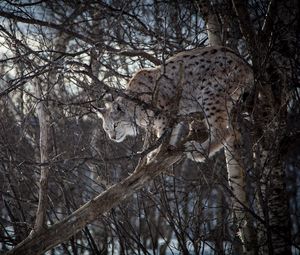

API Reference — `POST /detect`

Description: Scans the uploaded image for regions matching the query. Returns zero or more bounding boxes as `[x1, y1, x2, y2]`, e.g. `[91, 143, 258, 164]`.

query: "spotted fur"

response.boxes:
[98, 46, 253, 162]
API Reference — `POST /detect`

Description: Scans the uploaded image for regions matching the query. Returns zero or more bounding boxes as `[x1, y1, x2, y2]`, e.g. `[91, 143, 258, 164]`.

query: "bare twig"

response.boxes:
[231, 0, 259, 67]
[7, 144, 183, 255]
[260, 0, 278, 43]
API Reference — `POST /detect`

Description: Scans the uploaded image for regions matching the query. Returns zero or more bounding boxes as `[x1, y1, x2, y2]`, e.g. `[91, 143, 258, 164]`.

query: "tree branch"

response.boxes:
[260, 0, 278, 43]
[231, 0, 259, 67]
[7, 144, 186, 255]
[8, 63, 207, 255]
[0, 10, 161, 65]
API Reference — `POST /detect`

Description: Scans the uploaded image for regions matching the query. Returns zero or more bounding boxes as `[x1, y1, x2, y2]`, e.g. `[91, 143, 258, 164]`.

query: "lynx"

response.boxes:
[98, 46, 253, 162]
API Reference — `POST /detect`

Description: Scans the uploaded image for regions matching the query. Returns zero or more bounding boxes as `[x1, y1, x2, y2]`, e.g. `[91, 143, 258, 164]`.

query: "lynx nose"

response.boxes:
[110, 133, 116, 140]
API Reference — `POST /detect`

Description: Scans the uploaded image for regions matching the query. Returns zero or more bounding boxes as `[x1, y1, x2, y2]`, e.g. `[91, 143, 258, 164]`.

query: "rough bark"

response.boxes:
[231, 0, 297, 253]
[265, 1, 297, 251]
[255, 100, 292, 254]
[253, 147, 270, 254]
[7, 143, 185, 255]
[267, 147, 292, 254]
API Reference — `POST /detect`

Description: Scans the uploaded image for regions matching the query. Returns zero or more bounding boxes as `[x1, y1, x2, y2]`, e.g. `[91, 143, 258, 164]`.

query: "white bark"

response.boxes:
[224, 133, 256, 254]
[32, 32, 69, 234]
[206, 11, 222, 46]
[201, 1, 257, 253]
[197, 0, 222, 46]
[33, 83, 50, 233]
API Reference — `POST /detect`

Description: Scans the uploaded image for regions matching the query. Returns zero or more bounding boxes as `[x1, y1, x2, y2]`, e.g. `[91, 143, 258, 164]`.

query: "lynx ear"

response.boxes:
[103, 93, 113, 102]
[104, 101, 112, 109]
[102, 93, 113, 109]
[96, 108, 106, 119]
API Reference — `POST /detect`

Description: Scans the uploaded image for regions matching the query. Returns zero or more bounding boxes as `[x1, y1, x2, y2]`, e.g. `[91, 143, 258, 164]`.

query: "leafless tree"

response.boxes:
[0, 1, 299, 255]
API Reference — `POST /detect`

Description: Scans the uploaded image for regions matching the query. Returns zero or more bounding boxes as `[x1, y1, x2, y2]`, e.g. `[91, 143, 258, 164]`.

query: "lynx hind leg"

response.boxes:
[185, 118, 231, 162]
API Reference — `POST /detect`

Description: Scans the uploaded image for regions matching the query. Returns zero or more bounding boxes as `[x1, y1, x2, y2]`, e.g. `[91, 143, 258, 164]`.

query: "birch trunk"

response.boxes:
[267, 161, 291, 254]
[197, 1, 257, 253]
[263, 1, 296, 253]
[224, 132, 257, 254]
[197, 0, 222, 46]
[32, 83, 50, 233]
[231, 0, 296, 253]
[32, 32, 70, 235]
[254, 100, 292, 255]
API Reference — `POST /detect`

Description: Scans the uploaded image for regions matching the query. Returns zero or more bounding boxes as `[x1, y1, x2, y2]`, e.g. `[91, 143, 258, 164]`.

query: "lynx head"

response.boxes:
[97, 94, 138, 142]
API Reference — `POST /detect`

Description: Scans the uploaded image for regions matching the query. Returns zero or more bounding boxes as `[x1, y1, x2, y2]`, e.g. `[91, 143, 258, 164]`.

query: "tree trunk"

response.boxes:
[255, 106, 292, 255]
[197, 1, 257, 253]
[196, 0, 222, 46]
[267, 150, 291, 254]
[224, 133, 257, 254]
[32, 31, 70, 235]
[231, 0, 297, 253]
[32, 82, 50, 234]
[264, 1, 297, 253]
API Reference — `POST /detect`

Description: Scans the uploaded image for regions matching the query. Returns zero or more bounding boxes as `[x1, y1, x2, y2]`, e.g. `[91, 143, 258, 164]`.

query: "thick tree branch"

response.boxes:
[7, 144, 186, 255]
[7, 61, 206, 255]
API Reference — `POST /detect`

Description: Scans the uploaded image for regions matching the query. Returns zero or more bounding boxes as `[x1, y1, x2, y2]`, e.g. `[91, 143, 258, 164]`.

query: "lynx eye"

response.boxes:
[113, 103, 123, 113]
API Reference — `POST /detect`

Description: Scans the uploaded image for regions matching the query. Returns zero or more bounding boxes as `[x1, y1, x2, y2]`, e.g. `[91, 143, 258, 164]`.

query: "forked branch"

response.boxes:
[8, 60, 207, 255]
[7, 127, 207, 255]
